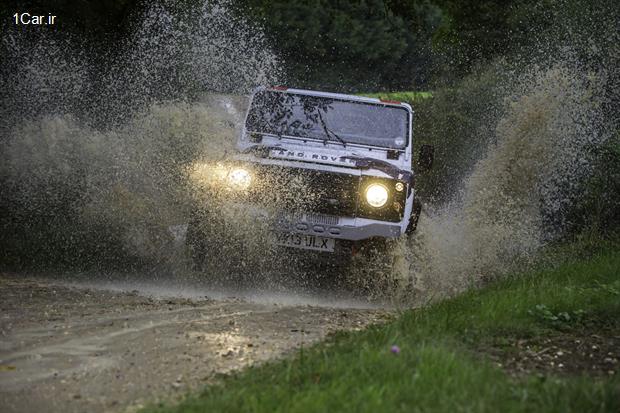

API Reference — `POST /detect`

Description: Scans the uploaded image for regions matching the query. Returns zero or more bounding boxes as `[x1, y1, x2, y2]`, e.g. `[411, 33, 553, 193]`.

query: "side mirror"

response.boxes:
[417, 144, 434, 171]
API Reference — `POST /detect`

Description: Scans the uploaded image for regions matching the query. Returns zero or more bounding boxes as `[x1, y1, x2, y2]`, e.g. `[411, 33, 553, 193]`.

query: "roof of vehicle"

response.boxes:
[256, 86, 413, 113]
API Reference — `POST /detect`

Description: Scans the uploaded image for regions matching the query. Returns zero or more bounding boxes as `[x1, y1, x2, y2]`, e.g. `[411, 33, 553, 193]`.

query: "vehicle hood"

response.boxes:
[236, 140, 413, 183]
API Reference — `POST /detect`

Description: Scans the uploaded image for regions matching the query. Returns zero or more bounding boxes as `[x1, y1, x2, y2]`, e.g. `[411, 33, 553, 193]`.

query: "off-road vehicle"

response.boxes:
[186, 87, 432, 271]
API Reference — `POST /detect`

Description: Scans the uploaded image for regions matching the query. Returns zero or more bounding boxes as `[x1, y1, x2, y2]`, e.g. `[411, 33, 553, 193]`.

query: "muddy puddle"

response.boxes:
[0, 274, 390, 413]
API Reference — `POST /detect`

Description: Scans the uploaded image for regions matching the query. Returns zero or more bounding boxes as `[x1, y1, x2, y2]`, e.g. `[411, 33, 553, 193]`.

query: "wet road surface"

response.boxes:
[0, 274, 390, 412]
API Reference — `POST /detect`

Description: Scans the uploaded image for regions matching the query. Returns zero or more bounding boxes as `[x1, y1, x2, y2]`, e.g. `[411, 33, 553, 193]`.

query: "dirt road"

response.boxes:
[0, 274, 389, 413]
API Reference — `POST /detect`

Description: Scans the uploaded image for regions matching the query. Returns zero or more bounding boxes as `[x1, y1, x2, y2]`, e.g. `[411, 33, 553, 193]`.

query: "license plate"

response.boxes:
[274, 232, 335, 252]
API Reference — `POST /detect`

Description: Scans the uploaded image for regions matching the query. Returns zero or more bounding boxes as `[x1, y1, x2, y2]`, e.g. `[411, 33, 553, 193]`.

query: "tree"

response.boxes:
[238, 0, 443, 91]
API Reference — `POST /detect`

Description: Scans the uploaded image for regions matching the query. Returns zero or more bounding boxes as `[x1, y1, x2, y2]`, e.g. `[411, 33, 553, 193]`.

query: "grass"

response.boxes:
[145, 244, 620, 413]
[358, 91, 433, 104]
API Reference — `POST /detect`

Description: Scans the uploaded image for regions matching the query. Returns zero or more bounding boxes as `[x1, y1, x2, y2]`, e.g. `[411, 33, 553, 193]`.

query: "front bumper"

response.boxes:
[262, 208, 403, 241]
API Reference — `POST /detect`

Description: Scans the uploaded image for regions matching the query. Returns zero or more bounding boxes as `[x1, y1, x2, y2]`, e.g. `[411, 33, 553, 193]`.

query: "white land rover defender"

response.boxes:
[186, 86, 433, 270]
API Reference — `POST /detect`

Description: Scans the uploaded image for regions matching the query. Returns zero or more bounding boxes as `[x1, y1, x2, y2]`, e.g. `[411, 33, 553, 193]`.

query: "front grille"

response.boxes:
[305, 213, 340, 225]
[247, 164, 360, 217]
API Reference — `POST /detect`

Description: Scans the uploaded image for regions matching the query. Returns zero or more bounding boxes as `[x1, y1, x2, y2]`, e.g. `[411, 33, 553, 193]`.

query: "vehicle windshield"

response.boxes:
[245, 90, 409, 149]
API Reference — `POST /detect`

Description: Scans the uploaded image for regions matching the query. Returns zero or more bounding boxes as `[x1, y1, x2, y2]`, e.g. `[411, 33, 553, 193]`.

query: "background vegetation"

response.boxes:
[1, 0, 583, 90]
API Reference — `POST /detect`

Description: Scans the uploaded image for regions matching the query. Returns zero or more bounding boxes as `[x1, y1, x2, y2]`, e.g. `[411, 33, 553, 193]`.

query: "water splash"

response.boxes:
[1, 0, 280, 127]
[406, 62, 610, 300]
[0, 1, 279, 270]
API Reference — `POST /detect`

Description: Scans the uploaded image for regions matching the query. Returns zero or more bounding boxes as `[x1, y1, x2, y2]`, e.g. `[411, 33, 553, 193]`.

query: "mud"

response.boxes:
[484, 328, 620, 377]
[0, 274, 390, 413]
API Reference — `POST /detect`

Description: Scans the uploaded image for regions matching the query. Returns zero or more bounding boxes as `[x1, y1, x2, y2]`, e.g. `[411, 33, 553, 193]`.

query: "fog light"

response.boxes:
[365, 183, 389, 208]
[395, 182, 405, 192]
[228, 168, 251, 189]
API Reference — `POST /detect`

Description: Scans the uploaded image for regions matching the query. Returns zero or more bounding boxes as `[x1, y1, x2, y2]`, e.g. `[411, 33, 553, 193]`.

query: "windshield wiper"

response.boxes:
[316, 109, 347, 147]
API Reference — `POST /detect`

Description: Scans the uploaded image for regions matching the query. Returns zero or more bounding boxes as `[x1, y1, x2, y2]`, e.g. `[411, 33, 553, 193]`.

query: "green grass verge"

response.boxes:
[358, 91, 433, 104]
[146, 246, 620, 413]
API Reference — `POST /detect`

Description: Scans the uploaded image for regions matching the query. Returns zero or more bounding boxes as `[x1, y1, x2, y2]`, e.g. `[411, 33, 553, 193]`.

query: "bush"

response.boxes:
[566, 137, 620, 236]
[400, 64, 505, 204]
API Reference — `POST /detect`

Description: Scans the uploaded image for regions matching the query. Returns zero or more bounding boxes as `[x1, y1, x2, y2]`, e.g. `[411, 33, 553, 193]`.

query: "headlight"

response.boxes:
[228, 168, 252, 189]
[365, 183, 389, 208]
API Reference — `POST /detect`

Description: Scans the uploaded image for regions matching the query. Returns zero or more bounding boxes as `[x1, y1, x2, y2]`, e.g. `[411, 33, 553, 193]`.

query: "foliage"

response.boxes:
[4, 0, 616, 91]
[237, 0, 443, 91]
[144, 245, 620, 413]
[358, 90, 433, 101]
[566, 136, 620, 236]
[527, 304, 588, 330]
[430, 0, 552, 76]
